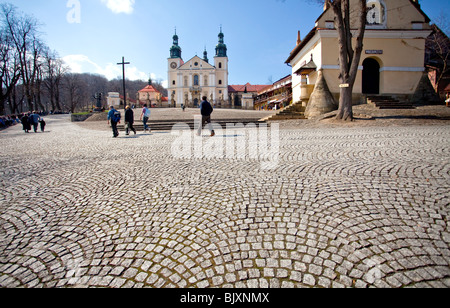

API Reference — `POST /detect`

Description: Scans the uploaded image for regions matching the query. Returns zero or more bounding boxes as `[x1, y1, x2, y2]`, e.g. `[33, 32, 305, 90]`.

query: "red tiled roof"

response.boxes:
[138, 85, 161, 93]
[228, 83, 269, 93]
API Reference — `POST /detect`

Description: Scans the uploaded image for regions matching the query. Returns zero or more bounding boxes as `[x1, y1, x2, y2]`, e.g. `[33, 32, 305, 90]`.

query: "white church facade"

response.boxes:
[168, 30, 229, 108]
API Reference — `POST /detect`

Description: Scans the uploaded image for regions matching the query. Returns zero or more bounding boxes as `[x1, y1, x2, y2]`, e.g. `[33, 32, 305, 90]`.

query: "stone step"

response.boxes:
[264, 102, 306, 121]
[117, 119, 267, 131]
[367, 96, 415, 110]
[268, 114, 307, 120]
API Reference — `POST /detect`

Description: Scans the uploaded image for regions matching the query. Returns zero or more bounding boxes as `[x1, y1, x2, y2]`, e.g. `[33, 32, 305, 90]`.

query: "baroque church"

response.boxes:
[168, 30, 229, 108]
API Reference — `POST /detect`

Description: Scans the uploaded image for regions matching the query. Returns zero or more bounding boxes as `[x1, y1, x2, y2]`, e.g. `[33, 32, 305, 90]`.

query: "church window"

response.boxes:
[194, 75, 199, 86]
[172, 80, 176, 85]
[219, 80, 222, 85]
[219, 62, 222, 69]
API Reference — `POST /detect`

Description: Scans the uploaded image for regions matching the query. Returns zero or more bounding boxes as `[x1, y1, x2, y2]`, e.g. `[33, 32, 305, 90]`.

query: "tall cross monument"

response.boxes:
[117, 57, 130, 109]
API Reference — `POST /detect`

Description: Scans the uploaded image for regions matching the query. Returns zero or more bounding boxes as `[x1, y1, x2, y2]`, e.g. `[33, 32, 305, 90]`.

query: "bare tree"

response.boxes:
[43, 49, 68, 112]
[2, 3, 47, 112]
[426, 23, 450, 95]
[324, 0, 368, 121]
[0, 4, 21, 115]
[63, 73, 86, 113]
[308, 0, 368, 120]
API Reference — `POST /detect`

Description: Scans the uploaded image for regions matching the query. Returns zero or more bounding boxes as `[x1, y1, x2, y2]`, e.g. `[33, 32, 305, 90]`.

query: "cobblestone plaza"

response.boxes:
[0, 115, 449, 288]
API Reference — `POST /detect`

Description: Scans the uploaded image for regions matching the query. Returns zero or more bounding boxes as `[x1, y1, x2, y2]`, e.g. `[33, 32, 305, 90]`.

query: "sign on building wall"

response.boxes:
[365, 50, 383, 55]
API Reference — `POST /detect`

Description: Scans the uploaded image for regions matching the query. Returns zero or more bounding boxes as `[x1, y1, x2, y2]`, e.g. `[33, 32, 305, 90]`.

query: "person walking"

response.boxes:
[125, 105, 136, 136]
[29, 111, 41, 133]
[107, 106, 121, 138]
[140, 104, 151, 132]
[197, 96, 215, 137]
[39, 118, 46, 132]
[21, 113, 31, 133]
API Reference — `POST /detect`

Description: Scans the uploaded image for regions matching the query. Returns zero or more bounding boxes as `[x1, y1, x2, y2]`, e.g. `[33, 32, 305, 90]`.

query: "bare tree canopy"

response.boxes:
[0, 3, 166, 115]
[0, 4, 24, 114]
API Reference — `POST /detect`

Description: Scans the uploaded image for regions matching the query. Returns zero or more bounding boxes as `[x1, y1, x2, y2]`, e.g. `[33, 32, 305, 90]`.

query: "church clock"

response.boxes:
[171, 62, 177, 69]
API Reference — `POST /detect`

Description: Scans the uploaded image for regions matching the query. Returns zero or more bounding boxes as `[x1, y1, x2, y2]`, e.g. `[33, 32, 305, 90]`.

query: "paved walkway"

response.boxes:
[0, 115, 449, 288]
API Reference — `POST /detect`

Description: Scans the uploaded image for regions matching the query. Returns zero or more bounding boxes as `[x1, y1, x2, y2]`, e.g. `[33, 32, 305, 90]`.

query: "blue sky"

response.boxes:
[5, 0, 450, 87]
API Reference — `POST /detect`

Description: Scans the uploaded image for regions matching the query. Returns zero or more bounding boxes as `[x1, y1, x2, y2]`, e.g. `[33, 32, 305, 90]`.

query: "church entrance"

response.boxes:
[193, 98, 199, 107]
[362, 58, 380, 95]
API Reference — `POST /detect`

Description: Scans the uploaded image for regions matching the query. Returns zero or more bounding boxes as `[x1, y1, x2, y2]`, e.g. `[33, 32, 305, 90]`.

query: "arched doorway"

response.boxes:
[362, 58, 380, 95]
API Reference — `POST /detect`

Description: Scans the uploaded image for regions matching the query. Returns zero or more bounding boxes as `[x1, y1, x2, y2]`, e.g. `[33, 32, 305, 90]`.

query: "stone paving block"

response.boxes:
[0, 115, 449, 288]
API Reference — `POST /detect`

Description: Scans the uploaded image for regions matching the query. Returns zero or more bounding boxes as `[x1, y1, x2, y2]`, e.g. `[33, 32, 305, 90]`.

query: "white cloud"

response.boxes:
[100, 0, 135, 14]
[63, 54, 103, 73]
[62, 54, 148, 81]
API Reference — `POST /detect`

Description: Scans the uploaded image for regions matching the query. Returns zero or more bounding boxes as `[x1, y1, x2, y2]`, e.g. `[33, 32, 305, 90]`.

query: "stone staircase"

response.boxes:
[260, 102, 306, 121]
[367, 96, 415, 109]
[117, 117, 268, 131]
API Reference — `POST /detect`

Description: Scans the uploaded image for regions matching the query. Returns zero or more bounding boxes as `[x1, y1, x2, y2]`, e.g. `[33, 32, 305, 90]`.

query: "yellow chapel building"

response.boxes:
[286, 0, 433, 109]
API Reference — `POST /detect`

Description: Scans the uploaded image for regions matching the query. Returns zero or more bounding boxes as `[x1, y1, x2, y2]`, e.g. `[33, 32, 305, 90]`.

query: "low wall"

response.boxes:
[71, 113, 94, 122]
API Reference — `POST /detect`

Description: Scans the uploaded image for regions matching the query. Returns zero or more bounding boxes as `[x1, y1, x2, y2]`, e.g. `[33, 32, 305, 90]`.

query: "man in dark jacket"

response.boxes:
[21, 113, 31, 133]
[29, 111, 41, 133]
[125, 106, 136, 135]
[197, 96, 215, 137]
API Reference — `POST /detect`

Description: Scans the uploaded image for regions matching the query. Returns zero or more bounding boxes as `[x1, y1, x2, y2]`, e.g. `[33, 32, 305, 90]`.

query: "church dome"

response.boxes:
[170, 32, 182, 58]
[215, 30, 227, 57]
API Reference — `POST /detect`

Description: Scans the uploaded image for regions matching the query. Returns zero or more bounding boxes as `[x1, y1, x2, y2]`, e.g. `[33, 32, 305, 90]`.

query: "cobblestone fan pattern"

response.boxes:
[0, 116, 449, 288]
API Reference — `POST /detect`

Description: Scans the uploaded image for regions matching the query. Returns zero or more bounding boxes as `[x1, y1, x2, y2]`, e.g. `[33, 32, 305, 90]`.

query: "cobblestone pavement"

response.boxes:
[0, 115, 449, 288]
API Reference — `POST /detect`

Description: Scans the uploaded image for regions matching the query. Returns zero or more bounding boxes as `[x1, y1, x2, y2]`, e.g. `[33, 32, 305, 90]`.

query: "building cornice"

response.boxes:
[318, 28, 432, 39]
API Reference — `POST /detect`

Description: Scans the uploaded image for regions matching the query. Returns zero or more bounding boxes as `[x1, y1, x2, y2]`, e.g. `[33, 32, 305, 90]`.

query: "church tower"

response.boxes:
[203, 48, 209, 63]
[215, 29, 227, 57]
[214, 28, 228, 105]
[168, 30, 183, 107]
[170, 30, 182, 59]
[168, 30, 183, 76]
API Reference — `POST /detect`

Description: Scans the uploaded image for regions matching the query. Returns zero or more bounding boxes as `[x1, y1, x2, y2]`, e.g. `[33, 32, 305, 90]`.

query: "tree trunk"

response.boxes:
[336, 86, 353, 121]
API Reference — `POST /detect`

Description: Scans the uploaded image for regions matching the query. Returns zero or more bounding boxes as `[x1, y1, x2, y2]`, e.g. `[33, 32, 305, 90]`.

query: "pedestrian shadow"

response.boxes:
[197, 134, 243, 138]
[371, 115, 450, 121]
[121, 135, 142, 139]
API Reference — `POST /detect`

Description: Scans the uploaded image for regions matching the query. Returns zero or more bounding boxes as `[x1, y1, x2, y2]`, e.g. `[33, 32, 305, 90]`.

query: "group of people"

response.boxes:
[107, 97, 215, 138]
[21, 111, 46, 133]
[0, 115, 20, 130]
[0, 112, 46, 133]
